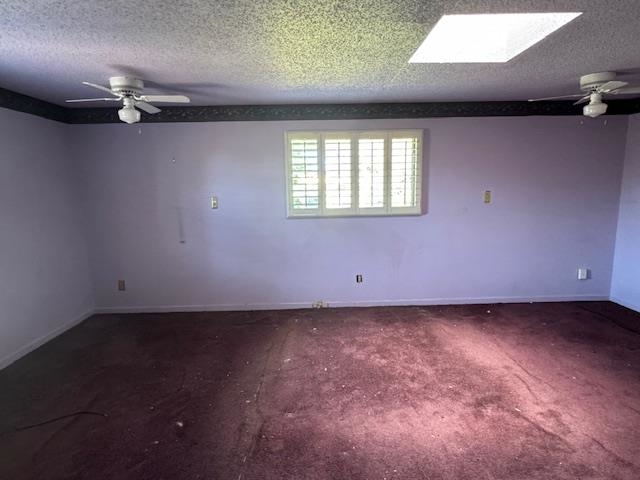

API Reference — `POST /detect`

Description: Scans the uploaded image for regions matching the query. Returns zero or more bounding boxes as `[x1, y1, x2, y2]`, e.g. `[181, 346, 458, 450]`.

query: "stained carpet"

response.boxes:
[1, 302, 639, 479]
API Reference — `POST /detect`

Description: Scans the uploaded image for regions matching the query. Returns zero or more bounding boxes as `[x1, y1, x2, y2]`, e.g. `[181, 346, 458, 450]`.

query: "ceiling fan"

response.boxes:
[66, 76, 190, 124]
[528, 72, 640, 118]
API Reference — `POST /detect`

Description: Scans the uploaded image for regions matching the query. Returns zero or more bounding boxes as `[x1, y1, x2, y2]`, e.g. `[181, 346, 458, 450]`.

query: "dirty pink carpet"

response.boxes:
[1, 301, 639, 479]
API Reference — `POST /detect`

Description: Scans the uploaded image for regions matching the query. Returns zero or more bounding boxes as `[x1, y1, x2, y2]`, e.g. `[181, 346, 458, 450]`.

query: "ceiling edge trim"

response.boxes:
[0, 87, 70, 123]
[2, 86, 639, 123]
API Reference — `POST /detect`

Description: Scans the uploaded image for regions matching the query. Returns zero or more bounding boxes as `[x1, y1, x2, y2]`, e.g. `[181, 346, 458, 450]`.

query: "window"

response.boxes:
[286, 130, 422, 217]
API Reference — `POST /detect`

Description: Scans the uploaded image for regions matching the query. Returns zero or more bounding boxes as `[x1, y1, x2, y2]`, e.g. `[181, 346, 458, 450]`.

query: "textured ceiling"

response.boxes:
[1, 0, 640, 106]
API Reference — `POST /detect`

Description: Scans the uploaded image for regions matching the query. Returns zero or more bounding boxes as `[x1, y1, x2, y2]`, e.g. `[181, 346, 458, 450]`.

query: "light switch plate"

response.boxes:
[577, 268, 589, 280]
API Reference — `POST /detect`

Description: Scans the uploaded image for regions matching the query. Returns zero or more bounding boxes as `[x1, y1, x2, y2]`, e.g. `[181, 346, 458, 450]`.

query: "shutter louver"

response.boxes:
[324, 139, 352, 209]
[391, 137, 418, 208]
[290, 138, 319, 210]
[358, 138, 385, 209]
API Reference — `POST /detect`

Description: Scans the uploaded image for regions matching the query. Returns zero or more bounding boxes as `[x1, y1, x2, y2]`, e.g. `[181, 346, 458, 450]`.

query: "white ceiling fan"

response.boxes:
[528, 72, 640, 118]
[66, 76, 190, 124]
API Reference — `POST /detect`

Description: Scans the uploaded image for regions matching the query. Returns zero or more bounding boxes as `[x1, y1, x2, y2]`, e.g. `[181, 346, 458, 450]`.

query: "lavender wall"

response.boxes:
[612, 114, 640, 312]
[72, 116, 627, 312]
[0, 108, 94, 368]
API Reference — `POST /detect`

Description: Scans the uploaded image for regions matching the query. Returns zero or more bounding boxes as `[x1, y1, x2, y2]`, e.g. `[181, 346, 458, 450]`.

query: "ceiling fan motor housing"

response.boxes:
[579, 72, 616, 91]
[109, 76, 144, 96]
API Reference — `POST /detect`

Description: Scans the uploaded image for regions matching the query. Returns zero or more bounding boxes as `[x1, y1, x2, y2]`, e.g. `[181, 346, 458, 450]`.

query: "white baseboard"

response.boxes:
[609, 296, 640, 313]
[93, 294, 610, 314]
[94, 302, 311, 314]
[0, 309, 95, 371]
[1, 294, 613, 371]
[322, 294, 609, 308]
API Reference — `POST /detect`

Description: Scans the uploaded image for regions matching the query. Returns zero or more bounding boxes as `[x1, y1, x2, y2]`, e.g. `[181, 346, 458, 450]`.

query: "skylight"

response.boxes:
[409, 12, 582, 63]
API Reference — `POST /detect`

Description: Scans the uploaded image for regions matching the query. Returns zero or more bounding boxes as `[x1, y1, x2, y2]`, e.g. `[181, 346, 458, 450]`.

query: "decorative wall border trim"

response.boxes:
[0, 87, 70, 123]
[2, 86, 640, 124]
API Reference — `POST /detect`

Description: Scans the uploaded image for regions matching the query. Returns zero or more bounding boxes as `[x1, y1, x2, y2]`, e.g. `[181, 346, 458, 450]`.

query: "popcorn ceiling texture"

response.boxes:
[1, 0, 640, 106]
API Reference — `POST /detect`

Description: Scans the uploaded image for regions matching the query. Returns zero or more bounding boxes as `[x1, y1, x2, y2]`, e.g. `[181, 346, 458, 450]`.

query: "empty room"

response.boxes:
[1, 1, 640, 479]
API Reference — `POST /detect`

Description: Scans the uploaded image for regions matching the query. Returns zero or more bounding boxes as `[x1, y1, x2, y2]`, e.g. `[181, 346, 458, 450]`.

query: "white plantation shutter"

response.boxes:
[391, 137, 419, 209]
[358, 138, 385, 210]
[288, 136, 320, 214]
[286, 130, 422, 217]
[324, 138, 353, 211]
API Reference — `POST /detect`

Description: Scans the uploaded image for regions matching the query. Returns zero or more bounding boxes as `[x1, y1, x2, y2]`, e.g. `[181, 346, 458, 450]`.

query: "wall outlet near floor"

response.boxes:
[312, 300, 328, 309]
[577, 268, 590, 280]
[118, 279, 126, 291]
[484, 190, 492, 204]
[356, 274, 363, 283]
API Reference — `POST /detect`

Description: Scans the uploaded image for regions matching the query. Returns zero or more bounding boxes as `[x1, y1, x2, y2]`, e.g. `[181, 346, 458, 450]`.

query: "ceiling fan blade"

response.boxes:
[140, 94, 190, 103]
[82, 81, 116, 95]
[608, 86, 640, 95]
[598, 80, 628, 93]
[135, 101, 161, 114]
[65, 97, 121, 103]
[528, 94, 585, 102]
[573, 95, 591, 106]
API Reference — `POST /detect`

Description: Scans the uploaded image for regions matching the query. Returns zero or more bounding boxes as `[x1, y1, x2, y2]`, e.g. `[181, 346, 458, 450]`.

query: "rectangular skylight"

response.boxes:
[409, 12, 582, 63]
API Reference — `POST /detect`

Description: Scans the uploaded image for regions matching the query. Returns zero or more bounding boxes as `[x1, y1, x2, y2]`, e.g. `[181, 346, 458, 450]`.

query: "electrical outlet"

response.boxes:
[484, 190, 492, 204]
[356, 274, 363, 283]
[210, 196, 218, 209]
[312, 300, 328, 309]
[118, 280, 126, 291]
[577, 268, 589, 280]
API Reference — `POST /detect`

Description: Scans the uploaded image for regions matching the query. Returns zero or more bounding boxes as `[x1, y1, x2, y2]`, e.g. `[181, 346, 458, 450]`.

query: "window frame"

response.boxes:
[285, 129, 423, 218]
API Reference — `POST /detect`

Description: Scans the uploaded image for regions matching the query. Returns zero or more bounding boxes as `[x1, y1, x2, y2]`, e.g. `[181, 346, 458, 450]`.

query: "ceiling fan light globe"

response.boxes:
[583, 101, 607, 118]
[118, 105, 141, 124]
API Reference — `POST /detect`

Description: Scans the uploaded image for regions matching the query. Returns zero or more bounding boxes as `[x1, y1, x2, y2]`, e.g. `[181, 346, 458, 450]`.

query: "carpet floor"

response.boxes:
[0, 301, 639, 479]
